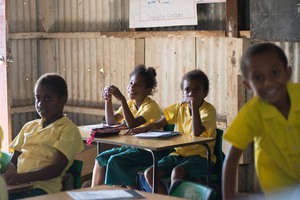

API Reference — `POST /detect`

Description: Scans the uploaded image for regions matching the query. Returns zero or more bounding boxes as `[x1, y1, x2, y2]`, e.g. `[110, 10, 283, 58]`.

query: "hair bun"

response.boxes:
[148, 67, 156, 78]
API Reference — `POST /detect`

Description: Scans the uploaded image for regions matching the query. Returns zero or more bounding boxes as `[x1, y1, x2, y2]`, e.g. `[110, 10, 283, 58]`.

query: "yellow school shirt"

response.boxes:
[163, 100, 217, 162]
[224, 82, 300, 195]
[9, 115, 84, 194]
[0, 176, 8, 200]
[0, 126, 3, 169]
[116, 96, 161, 126]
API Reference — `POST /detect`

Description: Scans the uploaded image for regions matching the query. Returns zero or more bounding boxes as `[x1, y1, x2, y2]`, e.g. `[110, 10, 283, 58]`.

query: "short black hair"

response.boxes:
[35, 73, 68, 98]
[130, 64, 157, 95]
[180, 69, 209, 91]
[241, 43, 288, 79]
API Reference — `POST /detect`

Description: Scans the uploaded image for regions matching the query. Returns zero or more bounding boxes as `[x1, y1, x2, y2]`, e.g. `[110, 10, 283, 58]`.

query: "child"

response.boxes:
[127, 69, 217, 194]
[91, 65, 162, 189]
[3, 73, 84, 198]
[0, 126, 8, 200]
[222, 43, 300, 199]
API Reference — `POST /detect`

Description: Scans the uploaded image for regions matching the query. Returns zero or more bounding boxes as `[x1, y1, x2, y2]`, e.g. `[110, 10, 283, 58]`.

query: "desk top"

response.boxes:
[79, 126, 215, 151]
[7, 183, 33, 194]
[25, 185, 184, 200]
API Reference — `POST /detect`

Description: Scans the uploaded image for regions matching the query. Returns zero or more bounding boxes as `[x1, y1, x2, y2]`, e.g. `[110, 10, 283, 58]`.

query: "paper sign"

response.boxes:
[129, 0, 197, 28]
[194, 0, 226, 3]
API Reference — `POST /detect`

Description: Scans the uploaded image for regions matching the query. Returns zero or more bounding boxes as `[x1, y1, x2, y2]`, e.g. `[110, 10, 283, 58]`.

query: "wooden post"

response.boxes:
[0, 0, 11, 152]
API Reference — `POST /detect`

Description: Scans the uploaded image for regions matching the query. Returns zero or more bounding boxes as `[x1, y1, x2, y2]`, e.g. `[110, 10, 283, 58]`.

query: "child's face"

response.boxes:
[127, 74, 151, 100]
[243, 51, 292, 108]
[35, 84, 67, 124]
[182, 79, 208, 102]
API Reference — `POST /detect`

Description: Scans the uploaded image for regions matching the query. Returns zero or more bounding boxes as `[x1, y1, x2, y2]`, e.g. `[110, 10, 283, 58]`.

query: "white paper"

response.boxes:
[134, 131, 180, 138]
[83, 124, 106, 129]
[67, 189, 133, 200]
[194, 0, 226, 3]
[130, 0, 197, 28]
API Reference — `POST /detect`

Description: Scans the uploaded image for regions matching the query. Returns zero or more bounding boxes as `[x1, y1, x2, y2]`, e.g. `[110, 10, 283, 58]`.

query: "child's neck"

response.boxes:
[43, 113, 64, 128]
[133, 96, 147, 110]
[275, 94, 291, 120]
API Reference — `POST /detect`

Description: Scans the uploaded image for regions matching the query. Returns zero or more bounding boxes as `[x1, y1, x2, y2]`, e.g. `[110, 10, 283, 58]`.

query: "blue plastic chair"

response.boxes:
[0, 151, 11, 174]
[169, 179, 216, 200]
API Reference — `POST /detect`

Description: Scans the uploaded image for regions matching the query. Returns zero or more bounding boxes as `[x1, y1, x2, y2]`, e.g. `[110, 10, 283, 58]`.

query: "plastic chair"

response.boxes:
[0, 151, 11, 174]
[169, 179, 215, 200]
[196, 129, 224, 186]
[161, 129, 224, 196]
[62, 159, 83, 191]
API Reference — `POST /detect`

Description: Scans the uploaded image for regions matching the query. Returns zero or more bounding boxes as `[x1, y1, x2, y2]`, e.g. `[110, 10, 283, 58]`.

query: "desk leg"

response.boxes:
[200, 143, 212, 186]
[96, 142, 102, 155]
[149, 150, 158, 193]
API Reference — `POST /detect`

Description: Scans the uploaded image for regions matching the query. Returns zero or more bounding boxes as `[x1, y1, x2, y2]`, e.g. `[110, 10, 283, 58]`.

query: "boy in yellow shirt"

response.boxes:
[3, 73, 84, 199]
[222, 43, 300, 199]
[0, 126, 8, 200]
[128, 69, 217, 194]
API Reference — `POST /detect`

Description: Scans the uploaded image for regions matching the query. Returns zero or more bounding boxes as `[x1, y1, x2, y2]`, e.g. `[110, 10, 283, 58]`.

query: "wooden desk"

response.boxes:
[25, 185, 184, 200]
[80, 127, 215, 193]
[7, 183, 33, 194]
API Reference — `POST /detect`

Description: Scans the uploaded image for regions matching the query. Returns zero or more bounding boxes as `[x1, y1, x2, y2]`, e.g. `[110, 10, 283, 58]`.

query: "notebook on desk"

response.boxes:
[133, 130, 181, 139]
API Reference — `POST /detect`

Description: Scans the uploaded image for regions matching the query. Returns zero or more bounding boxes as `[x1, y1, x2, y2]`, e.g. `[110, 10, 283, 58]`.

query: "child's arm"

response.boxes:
[181, 97, 206, 136]
[106, 85, 146, 128]
[102, 86, 118, 125]
[222, 144, 243, 200]
[125, 117, 168, 135]
[3, 150, 68, 185]
[4, 151, 21, 178]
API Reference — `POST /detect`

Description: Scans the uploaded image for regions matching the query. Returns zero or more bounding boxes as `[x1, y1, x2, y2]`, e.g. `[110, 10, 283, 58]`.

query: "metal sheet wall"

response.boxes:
[8, 0, 129, 33]
[8, 0, 226, 33]
[145, 37, 227, 120]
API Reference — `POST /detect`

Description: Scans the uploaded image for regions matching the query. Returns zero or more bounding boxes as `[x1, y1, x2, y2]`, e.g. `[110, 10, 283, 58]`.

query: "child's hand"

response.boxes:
[180, 97, 201, 110]
[106, 85, 125, 102]
[124, 127, 147, 135]
[2, 170, 20, 185]
[102, 86, 112, 101]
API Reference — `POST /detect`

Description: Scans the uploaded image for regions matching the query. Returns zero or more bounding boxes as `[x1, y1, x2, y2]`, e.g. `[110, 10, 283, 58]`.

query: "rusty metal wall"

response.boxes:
[145, 37, 227, 120]
[8, 0, 226, 33]
[8, 0, 129, 33]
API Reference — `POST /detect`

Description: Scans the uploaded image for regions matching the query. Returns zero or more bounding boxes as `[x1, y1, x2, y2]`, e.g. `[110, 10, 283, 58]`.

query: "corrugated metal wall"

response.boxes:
[145, 37, 227, 120]
[8, 0, 129, 33]
[7, 0, 300, 139]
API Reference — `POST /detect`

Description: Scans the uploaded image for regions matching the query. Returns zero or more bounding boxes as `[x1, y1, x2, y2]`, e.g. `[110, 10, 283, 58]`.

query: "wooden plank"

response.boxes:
[9, 31, 226, 40]
[134, 39, 145, 66]
[10, 105, 227, 130]
[226, 38, 251, 164]
[0, 0, 10, 152]
[226, 0, 238, 37]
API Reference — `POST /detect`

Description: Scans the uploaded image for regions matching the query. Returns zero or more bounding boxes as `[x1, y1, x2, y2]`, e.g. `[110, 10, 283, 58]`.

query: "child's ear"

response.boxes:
[144, 88, 152, 95]
[242, 80, 252, 91]
[60, 95, 68, 105]
[286, 66, 292, 80]
[204, 90, 208, 98]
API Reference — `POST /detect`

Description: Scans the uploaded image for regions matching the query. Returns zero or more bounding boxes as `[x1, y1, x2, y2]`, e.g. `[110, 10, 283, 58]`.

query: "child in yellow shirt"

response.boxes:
[0, 126, 8, 200]
[222, 43, 300, 199]
[91, 65, 162, 189]
[3, 73, 84, 199]
[128, 69, 217, 194]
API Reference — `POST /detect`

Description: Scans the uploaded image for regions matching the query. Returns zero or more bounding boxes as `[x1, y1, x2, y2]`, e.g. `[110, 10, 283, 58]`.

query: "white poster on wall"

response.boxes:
[129, 0, 197, 28]
[194, 0, 226, 3]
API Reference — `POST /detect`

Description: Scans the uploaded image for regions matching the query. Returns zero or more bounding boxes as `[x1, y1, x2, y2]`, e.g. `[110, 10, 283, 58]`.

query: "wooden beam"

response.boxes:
[11, 105, 227, 130]
[9, 30, 226, 40]
[226, 0, 239, 37]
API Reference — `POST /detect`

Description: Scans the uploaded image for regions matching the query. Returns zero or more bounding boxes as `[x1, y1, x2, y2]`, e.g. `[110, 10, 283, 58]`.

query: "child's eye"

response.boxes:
[45, 97, 51, 101]
[194, 89, 200, 92]
[253, 75, 262, 81]
[185, 89, 190, 93]
[272, 69, 280, 75]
